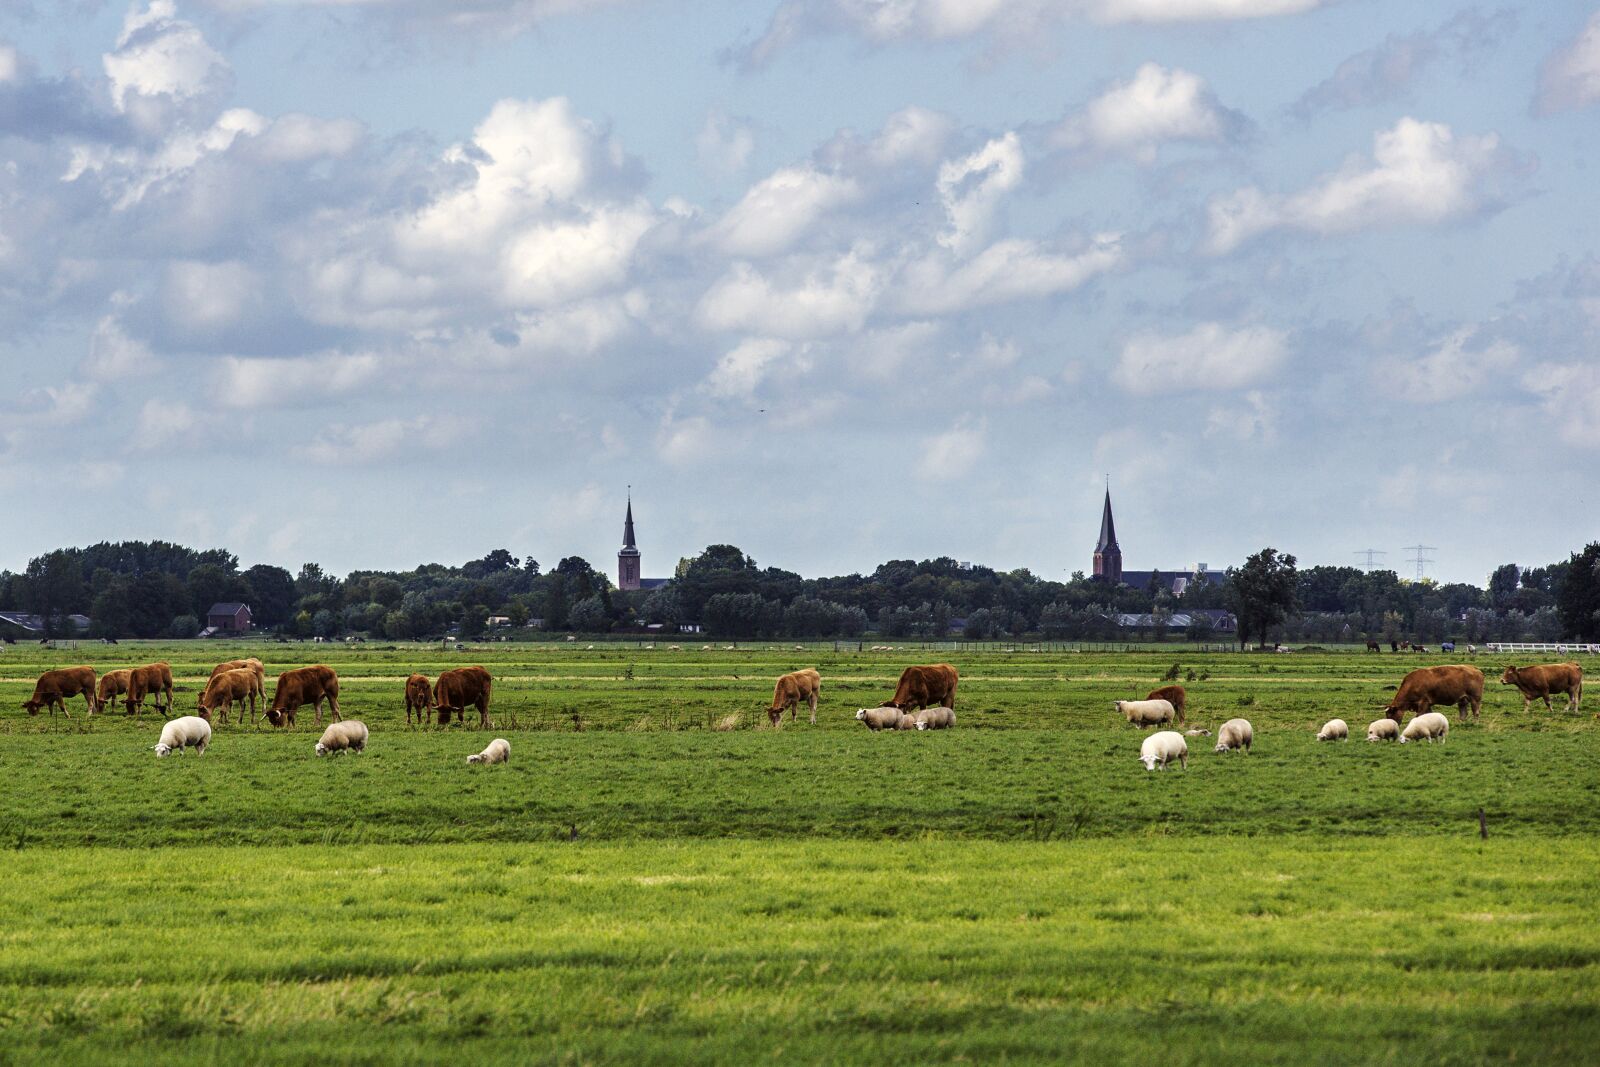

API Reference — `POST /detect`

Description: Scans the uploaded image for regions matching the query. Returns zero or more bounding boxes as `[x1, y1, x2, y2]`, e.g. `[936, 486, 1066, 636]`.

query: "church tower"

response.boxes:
[618, 495, 641, 591]
[1093, 488, 1123, 584]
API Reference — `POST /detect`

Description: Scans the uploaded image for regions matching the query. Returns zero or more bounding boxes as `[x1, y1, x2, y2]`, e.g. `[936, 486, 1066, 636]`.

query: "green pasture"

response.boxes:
[0, 642, 1596, 1063]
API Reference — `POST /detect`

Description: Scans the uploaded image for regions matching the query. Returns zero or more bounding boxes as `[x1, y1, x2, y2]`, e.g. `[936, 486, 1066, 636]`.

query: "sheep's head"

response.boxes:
[915, 720, 929, 730]
[467, 754, 483, 764]
[1215, 742, 1230, 753]
[1398, 735, 1411, 744]
[1139, 754, 1158, 770]
[314, 742, 329, 756]
[154, 743, 172, 757]
[854, 709, 867, 721]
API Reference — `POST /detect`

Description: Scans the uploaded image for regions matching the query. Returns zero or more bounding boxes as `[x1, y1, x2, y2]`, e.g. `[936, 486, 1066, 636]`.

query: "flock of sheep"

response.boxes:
[151, 712, 510, 764]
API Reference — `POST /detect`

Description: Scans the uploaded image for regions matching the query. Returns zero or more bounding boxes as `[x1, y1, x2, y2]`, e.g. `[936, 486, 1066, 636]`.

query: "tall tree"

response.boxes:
[1225, 548, 1299, 650]
[1556, 543, 1600, 642]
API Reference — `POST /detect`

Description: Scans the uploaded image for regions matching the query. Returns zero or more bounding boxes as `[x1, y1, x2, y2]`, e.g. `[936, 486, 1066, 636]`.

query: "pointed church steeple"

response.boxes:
[622, 496, 637, 551]
[618, 491, 641, 590]
[1093, 487, 1123, 584]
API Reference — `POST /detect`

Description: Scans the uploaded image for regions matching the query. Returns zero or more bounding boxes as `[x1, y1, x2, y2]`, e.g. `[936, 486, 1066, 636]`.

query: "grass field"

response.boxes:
[1, 641, 1596, 1063]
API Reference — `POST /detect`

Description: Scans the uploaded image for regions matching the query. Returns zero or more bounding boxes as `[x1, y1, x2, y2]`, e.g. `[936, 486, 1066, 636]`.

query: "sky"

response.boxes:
[0, 0, 1597, 586]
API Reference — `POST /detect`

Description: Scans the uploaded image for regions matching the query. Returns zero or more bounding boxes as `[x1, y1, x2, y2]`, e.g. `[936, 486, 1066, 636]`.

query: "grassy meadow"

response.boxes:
[0, 640, 1596, 1063]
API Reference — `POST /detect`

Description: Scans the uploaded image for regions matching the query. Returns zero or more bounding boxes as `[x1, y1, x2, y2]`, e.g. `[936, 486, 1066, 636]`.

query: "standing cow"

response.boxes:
[23, 666, 98, 719]
[434, 666, 493, 728]
[197, 667, 264, 724]
[404, 673, 433, 726]
[767, 668, 821, 726]
[1500, 663, 1583, 713]
[96, 668, 133, 710]
[1145, 684, 1187, 724]
[879, 664, 959, 713]
[125, 662, 175, 719]
[1380, 664, 1484, 722]
[264, 665, 341, 727]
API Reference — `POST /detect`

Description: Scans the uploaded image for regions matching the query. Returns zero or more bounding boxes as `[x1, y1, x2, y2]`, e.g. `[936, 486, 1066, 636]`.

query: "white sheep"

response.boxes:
[914, 706, 955, 730]
[467, 738, 510, 765]
[1400, 711, 1450, 744]
[855, 707, 907, 731]
[1317, 718, 1349, 741]
[893, 711, 919, 731]
[1215, 718, 1253, 753]
[154, 715, 211, 757]
[1115, 699, 1176, 727]
[1184, 728, 1211, 737]
[315, 719, 369, 756]
[1139, 731, 1188, 770]
[1366, 718, 1400, 741]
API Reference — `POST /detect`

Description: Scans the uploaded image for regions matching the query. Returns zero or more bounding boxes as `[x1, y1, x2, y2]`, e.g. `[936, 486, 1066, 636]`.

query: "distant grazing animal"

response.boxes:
[434, 665, 493, 728]
[1390, 641, 1400, 653]
[1115, 699, 1175, 727]
[467, 738, 510, 765]
[1317, 718, 1348, 741]
[1366, 718, 1400, 742]
[154, 716, 211, 757]
[315, 719, 368, 755]
[1499, 662, 1583, 713]
[197, 668, 263, 724]
[124, 662, 175, 718]
[855, 707, 908, 731]
[1441, 641, 1455, 653]
[767, 668, 821, 726]
[22, 666, 98, 719]
[1215, 718, 1253, 753]
[404, 673, 433, 726]
[1399, 711, 1450, 744]
[96, 668, 133, 710]
[1145, 685, 1187, 723]
[1366, 640, 1381, 653]
[1381, 665, 1484, 722]
[879, 664, 958, 713]
[1139, 731, 1188, 771]
[265, 665, 341, 727]
[913, 706, 954, 730]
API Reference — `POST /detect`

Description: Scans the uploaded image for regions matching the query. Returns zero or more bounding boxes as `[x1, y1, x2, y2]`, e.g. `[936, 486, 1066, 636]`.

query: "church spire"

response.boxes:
[1093, 486, 1122, 583]
[618, 491, 641, 590]
[622, 493, 637, 550]
[1095, 488, 1118, 553]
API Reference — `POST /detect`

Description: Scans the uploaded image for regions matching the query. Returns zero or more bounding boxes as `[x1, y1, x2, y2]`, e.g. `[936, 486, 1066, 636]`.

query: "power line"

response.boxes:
[1352, 548, 1387, 571]
[1402, 544, 1437, 580]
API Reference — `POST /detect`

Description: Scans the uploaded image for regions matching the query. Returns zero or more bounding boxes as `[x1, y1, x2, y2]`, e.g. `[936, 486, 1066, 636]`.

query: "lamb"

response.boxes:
[1400, 711, 1450, 744]
[1184, 728, 1211, 737]
[893, 711, 919, 731]
[1215, 718, 1253, 753]
[1317, 718, 1349, 741]
[467, 738, 510, 765]
[1115, 698, 1176, 727]
[914, 706, 955, 730]
[1366, 718, 1400, 741]
[315, 719, 369, 756]
[1139, 731, 1188, 770]
[154, 716, 212, 757]
[855, 707, 908, 731]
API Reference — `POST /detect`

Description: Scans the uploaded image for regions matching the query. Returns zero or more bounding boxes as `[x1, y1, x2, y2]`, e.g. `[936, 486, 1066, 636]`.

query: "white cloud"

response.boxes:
[81, 316, 159, 381]
[162, 260, 262, 336]
[1114, 321, 1288, 393]
[1054, 63, 1238, 161]
[917, 417, 986, 481]
[1380, 328, 1519, 402]
[695, 110, 755, 177]
[213, 352, 382, 408]
[705, 338, 792, 398]
[711, 164, 860, 257]
[866, 106, 956, 167]
[247, 113, 365, 163]
[696, 249, 881, 339]
[1206, 117, 1505, 253]
[294, 414, 465, 465]
[103, 1, 229, 115]
[131, 397, 196, 452]
[1521, 361, 1600, 448]
[656, 412, 714, 466]
[937, 132, 1023, 255]
[1535, 11, 1600, 115]
[898, 233, 1124, 315]
[1088, 0, 1322, 22]
[1203, 390, 1276, 441]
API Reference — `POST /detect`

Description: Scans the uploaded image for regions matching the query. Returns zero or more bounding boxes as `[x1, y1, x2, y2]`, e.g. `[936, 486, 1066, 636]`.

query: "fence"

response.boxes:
[1484, 642, 1600, 655]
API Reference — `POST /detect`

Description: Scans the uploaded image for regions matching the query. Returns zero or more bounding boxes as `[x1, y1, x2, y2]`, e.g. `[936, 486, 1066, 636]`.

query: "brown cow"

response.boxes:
[1500, 662, 1583, 713]
[264, 665, 341, 727]
[1145, 684, 1187, 724]
[1381, 664, 1484, 722]
[767, 668, 821, 726]
[23, 666, 98, 718]
[210, 658, 266, 691]
[434, 666, 493, 728]
[879, 664, 959, 713]
[125, 662, 175, 719]
[405, 673, 433, 726]
[96, 668, 133, 709]
[198, 667, 264, 724]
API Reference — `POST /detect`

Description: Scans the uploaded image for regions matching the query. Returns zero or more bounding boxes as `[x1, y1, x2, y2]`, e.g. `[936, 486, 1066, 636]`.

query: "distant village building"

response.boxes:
[0, 611, 90, 635]
[204, 602, 252, 636]
[617, 495, 670, 593]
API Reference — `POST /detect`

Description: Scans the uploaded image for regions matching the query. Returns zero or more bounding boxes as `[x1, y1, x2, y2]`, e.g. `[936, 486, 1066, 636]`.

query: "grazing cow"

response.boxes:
[404, 673, 433, 726]
[767, 668, 821, 726]
[1499, 662, 1583, 713]
[96, 668, 133, 710]
[264, 665, 341, 727]
[1381, 664, 1484, 722]
[1390, 641, 1400, 653]
[197, 667, 263, 724]
[1145, 684, 1187, 723]
[1366, 640, 1381, 653]
[210, 658, 266, 691]
[879, 663, 959, 713]
[125, 662, 175, 719]
[23, 666, 98, 719]
[434, 666, 493, 728]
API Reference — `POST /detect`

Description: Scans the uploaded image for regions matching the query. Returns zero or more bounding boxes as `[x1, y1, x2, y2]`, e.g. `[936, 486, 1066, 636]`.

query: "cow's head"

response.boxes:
[195, 705, 212, 722]
[264, 708, 286, 727]
[1499, 666, 1520, 684]
[767, 706, 783, 727]
[22, 700, 40, 715]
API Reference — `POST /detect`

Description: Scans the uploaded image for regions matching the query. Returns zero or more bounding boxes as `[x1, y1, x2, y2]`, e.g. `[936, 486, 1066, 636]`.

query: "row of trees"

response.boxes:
[3, 539, 1598, 644]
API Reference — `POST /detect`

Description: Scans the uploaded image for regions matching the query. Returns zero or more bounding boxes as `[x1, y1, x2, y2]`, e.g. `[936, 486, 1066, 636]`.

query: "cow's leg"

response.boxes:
[328, 695, 341, 722]
[1542, 694, 1552, 712]
[808, 693, 817, 725]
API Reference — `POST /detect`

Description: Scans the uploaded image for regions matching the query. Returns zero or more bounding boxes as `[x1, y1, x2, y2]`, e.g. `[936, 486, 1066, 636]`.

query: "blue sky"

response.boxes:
[1, 0, 1596, 585]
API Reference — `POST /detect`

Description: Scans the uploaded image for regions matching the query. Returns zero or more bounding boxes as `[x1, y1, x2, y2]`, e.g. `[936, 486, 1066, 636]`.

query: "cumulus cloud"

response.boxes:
[917, 417, 986, 481]
[937, 133, 1023, 254]
[897, 233, 1124, 315]
[213, 352, 383, 408]
[1535, 11, 1600, 115]
[294, 414, 466, 465]
[1053, 63, 1244, 161]
[704, 338, 793, 398]
[103, 1, 229, 125]
[695, 110, 754, 177]
[696, 248, 881, 339]
[1205, 117, 1508, 254]
[710, 164, 860, 257]
[1114, 321, 1288, 393]
[1521, 362, 1600, 448]
[1380, 327, 1519, 402]
[200, 0, 630, 38]
[131, 396, 196, 452]
[81, 315, 159, 381]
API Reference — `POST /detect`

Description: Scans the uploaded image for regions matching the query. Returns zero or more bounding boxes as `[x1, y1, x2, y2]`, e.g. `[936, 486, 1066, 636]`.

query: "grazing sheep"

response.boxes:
[1317, 718, 1349, 741]
[1139, 731, 1188, 771]
[893, 711, 919, 731]
[1184, 728, 1211, 737]
[1366, 718, 1400, 742]
[1215, 718, 1253, 753]
[1115, 698, 1176, 727]
[1400, 711, 1450, 744]
[855, 707, 907, 731]
[154, 716, 212, 757]
[467, 738, 510, 765]
[1145, 684, 1187, 723]
[914, 706, 955, 730]
[315, 719, 369, 756]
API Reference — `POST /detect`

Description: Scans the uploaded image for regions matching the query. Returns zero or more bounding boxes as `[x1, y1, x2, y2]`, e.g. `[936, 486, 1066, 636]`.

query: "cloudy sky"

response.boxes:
[1, 1, 1596, 585]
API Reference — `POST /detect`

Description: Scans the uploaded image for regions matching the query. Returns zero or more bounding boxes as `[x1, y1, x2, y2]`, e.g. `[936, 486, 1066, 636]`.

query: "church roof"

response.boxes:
[620, 496, 639, 554]
[1095, 490, 1119, 553]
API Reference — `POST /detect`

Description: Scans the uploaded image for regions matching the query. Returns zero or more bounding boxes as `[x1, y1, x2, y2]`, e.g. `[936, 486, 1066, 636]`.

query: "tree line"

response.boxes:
[2, 539, 1597, 645]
